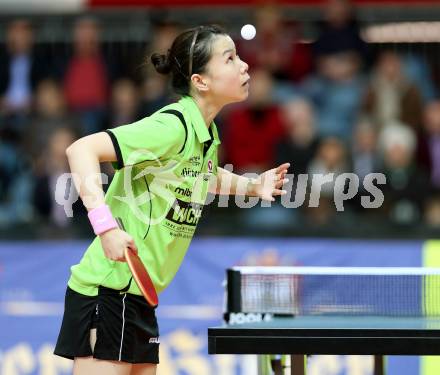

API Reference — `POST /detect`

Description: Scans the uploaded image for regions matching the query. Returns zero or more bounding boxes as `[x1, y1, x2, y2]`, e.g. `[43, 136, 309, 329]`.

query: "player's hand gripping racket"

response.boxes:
[115, 218, 158, 307]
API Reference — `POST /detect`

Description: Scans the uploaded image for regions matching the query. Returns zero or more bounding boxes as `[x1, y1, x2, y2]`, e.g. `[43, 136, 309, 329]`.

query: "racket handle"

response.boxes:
[88, 205, 118, 235]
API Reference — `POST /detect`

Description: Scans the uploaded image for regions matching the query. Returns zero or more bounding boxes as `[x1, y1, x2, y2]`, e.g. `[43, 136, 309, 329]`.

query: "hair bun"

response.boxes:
[151, 53, 171, 75]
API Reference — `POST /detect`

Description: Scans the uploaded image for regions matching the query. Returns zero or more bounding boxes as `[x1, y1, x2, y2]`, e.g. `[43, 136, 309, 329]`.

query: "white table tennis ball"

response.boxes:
[241, 24, 256, 40]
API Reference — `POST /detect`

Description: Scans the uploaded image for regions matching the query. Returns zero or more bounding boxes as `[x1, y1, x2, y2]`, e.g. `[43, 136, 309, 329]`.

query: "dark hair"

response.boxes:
[150, 25, 227, 96]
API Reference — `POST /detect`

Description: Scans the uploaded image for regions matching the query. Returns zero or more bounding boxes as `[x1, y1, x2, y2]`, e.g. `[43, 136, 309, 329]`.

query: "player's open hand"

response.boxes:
[99, 228, 138, 262]
[250, 163, 290, 202]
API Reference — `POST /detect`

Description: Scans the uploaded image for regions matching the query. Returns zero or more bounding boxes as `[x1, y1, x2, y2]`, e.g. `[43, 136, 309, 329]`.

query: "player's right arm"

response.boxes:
[66, 132, 137, 261]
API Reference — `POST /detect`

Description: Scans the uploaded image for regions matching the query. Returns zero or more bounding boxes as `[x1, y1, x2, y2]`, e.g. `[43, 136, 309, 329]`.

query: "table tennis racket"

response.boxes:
[115, 218, 159, 307]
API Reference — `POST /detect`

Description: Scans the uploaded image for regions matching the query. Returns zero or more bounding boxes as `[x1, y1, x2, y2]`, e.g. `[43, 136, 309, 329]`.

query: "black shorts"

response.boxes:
[54, 285, 159, 364]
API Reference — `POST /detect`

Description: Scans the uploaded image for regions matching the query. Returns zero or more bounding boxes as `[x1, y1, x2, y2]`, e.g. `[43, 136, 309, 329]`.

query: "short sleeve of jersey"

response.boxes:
[105, 113, 186, 170]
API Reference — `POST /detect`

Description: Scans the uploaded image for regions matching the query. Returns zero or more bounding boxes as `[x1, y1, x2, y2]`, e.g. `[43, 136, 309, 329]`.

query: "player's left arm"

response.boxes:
[209, 163, 290, 201]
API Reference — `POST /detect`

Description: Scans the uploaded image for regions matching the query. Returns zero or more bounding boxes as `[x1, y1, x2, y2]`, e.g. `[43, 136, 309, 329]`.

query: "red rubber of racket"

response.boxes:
[125, 247, 158, 307]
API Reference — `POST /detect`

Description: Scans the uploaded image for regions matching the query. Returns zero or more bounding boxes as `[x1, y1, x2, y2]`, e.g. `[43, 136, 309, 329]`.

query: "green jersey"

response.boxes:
[68, 95, 220, 296]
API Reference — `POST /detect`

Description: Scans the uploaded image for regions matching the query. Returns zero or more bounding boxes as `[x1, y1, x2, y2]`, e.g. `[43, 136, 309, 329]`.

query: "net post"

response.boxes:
[227, 268, 242, 312]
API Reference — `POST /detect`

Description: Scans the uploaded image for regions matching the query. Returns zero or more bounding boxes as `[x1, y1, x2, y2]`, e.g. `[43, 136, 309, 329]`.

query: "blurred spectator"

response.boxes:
[0, 19, 49, 230]
[33, 127, 79, 229]
[348, 118, 380, 212]
[222, 68, 285, 173]
[314, 0, 367, 60]
[0, 18, 49, 157]
[305, 0, 367, 141]
[351, 118, 380, 182]
[148, 21, 181, 55]
[303, 50, 365, 142]
[26, 79, 79, 174]
[139, 73, 173, 117]
[379, 122, 429, 225]
[0, 142, 33, 228]
[403, 54, 437, 103]
[64, 17, 109, 135]
[139, 22, 180, 116]
[106, 78, 140, 128]
[237, 4, 312, 82]
[101, 78, 141, 180]
[424, 196, 440, 229]
[308, 137, 349, 197]
[306, 137, 349, 225]
[276, 97, 320, 175]
[0, 19, 47, 122]
[303, 0, 367, 142]
[417, 100, 440, 188]
[362, 50, 423, 130]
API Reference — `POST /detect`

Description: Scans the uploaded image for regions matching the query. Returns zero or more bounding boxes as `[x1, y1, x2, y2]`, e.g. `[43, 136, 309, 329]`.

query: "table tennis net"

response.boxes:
[226, 267, 440, 317]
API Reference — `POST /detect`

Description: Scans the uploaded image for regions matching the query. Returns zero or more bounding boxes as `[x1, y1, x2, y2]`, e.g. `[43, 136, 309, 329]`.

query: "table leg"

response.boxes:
[374, 355, 384, 375]
[291, 355, 306, 375]
[271, 358, 283, 375]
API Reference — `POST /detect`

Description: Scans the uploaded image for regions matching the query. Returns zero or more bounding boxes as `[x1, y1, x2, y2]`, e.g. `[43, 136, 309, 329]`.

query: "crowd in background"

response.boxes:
[2, 0, 440, 238]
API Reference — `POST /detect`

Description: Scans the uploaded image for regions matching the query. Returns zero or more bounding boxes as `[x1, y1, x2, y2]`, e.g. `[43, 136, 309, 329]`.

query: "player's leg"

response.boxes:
[131, 363, 157, 375]
[76, 328, 157, 375]
[73, 356, 132, 375]
[73, 328, 132, 375]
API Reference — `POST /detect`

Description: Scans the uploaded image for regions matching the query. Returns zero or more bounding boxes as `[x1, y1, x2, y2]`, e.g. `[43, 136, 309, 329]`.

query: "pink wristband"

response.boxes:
[88, 204, 118, 235]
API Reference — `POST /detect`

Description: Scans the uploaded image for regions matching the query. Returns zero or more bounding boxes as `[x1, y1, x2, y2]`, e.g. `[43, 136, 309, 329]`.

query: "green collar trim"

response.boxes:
[179, 96, 221, 145]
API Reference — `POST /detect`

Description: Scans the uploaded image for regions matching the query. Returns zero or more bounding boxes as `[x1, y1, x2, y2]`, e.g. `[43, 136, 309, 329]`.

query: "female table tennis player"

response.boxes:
[54, 25, 289, 375]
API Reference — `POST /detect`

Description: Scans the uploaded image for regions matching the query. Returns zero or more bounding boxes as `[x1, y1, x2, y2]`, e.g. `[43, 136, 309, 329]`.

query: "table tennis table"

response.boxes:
[208, 315, 440, 375]
[209, 266, 440, 375]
